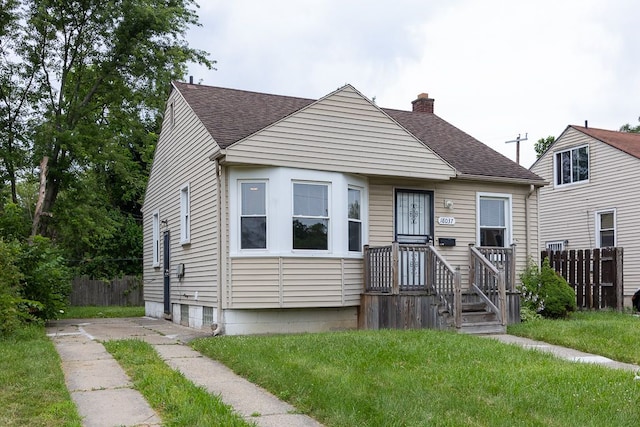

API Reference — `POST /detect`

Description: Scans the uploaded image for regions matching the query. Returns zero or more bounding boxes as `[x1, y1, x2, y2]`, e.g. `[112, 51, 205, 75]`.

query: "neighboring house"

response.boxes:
[531, 125, 640, 305]
[142, 82, 545, 335]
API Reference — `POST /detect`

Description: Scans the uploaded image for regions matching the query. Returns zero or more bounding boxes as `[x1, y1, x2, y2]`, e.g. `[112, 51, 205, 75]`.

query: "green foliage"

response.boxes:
[0, 239, 30, 336]
[17, 236, 71, 321]
[0, 202, 31, 240]
[620, 118, 640, 133]
[534, 135, 555, 158]
[519, 257, 576, 319]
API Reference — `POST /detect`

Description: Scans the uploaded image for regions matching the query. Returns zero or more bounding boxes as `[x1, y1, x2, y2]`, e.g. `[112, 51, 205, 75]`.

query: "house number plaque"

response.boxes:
[438, 217, 456, 225]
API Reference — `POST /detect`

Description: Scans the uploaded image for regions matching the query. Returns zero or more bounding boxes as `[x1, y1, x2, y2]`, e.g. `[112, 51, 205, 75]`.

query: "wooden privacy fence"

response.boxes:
[542, 248, 623, 311]
[70, 276, 143, 306]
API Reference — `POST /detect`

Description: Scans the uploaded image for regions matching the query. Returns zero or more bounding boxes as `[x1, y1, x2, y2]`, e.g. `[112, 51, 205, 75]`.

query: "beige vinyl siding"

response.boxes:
[532, 127, 640, 297]
[368, 177, 539, 288]
[142, 87, 220, 306]
[225, 86, 456, 180]
[228, 257, 363, 308]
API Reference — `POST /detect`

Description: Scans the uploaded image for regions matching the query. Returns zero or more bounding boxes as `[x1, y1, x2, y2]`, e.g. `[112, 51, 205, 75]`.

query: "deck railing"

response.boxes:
[469, 245, 507, 325]
[476, 244, 516, 291]
[364, 243, 461, 326]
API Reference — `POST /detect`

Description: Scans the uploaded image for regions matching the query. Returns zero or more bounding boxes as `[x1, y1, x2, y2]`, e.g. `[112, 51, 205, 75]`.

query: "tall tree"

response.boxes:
[22, 0, 212, 237]
[535, 136, 555, 158]
[620, 118, 640, 133]
[0, 0, 38, 205]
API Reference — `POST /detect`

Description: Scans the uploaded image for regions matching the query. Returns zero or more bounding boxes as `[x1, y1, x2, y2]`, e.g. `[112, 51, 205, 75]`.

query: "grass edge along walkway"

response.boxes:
[0, 325, 82, 427]
[104, 339, 254, 427]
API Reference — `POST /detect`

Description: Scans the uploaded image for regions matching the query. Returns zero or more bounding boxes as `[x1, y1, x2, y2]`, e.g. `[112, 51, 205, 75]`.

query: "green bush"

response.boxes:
[17, 236, 71, 321]
[519, 257, 577, 319]
[0, 239, 41, 336]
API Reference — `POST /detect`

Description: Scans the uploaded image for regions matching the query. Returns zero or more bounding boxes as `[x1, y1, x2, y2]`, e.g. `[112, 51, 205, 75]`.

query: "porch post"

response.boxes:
[498, 268, 507, 326]
[391, 241, 399, 295]
[363, 245, 370, 292]
[454, 266, 462, 328]
[468, 243, 476, 288]
[510, 243, 517, 291]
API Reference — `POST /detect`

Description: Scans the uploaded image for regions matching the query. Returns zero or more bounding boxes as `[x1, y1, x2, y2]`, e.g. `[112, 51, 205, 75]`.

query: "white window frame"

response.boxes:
[476, 192, 512, 248]
[292, 181, 331, 252]
[152, 209, 160, 267]
[545, 240, 566, 252]
[554, 144, 589, 187]
[180, 182, 190, 245]
[228, 167, 367, 257]
[595, 209, 616, 248]
[348, 186, 363, 252]
[239, 180, 268, 250]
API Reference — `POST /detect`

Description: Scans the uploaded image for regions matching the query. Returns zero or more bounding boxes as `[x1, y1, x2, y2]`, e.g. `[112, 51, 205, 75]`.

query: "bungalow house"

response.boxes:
[142, 82, 546, 335]
[530, 125, 640, 306]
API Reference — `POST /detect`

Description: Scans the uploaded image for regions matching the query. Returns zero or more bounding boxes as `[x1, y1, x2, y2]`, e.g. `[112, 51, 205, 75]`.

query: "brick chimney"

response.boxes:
[412, 93, 434, 113]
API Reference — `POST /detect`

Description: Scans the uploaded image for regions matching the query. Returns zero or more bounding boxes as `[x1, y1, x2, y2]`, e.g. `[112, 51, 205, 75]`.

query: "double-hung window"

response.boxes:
[180, 183, 190, 244]
[478, 194, 510, 247]
[240, 182, 267, 249]
[152, 210, 160, 267]
[293, 182, 329, 250]
[348, 187, 362, 252]
[596, 210, 615, 247]
[555, 145, 588, 186]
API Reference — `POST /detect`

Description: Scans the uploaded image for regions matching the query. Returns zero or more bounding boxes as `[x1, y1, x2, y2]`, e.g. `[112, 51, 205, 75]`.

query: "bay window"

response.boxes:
[240, 182, 267, 249]
[348, 187, 362, 252]
[293, 182, 329, 250]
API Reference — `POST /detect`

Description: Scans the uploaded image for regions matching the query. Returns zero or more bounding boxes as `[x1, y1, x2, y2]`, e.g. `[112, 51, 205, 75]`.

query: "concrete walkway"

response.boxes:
[46, 317, 324, 427]
[47, 318, 640, 427]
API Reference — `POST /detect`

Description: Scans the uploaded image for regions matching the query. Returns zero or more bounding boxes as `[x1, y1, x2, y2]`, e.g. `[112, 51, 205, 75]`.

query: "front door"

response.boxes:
[163, 230, 171, 315]
[395, 189, 434, 287]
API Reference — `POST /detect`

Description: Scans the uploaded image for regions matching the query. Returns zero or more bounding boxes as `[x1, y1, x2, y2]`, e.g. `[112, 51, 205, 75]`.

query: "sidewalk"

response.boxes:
[486, 334, 640, 373]
[47, 318, 640, 427]
[46, 317, 324, 427]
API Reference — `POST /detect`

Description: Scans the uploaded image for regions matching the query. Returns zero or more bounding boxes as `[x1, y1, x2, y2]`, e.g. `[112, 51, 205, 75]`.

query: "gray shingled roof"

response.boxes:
[173, 81, 544, 182]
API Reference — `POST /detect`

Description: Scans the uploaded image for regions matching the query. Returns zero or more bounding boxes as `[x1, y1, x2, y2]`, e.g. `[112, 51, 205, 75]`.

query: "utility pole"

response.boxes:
[505, 133, 528, 165]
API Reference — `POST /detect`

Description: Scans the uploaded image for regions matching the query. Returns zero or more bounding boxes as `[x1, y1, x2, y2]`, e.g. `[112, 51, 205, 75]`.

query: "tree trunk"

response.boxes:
[30, 156, 49, 238]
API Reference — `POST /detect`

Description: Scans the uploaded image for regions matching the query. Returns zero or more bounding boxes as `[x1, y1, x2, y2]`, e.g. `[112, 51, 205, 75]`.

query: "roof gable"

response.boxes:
[172, 81, 544, 183]
[225, 85, 456, 180]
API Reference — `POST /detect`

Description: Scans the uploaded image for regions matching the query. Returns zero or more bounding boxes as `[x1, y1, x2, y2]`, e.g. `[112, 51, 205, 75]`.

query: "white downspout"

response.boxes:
[524, 184, 536, 259]
[212, 158, 225, 336]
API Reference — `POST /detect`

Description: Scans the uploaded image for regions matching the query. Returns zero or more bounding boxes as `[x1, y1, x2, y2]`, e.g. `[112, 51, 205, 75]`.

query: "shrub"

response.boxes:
[519, 257, 577, 319]
[0, 239, 40, 336]
[17, 236, 71, 321]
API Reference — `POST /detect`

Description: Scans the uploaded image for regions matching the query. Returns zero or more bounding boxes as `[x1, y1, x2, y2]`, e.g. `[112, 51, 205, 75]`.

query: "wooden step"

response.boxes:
[459, 320, 506, 335]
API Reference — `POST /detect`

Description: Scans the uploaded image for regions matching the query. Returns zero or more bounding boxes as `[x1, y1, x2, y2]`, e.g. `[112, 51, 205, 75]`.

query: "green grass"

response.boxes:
[104, 339, 254, 427]
[192, 329, 640, 427]
[508, 310, 640, 365]
[0, 326, 82, 427]
[60, 305, 144, 319]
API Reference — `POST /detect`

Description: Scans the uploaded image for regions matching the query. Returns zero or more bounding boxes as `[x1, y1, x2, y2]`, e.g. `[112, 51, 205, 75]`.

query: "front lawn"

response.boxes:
[192, 328, 640, 427]
[508, 310, 640, 365]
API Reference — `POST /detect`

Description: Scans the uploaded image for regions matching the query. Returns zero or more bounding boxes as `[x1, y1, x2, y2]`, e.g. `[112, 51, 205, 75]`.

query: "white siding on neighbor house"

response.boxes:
[227, 257, 363, 309]
[142, 87, 220, 308]
[224, 86, 456, 180]
[368, 177, 539, 288]
[531, 127, 640, 297]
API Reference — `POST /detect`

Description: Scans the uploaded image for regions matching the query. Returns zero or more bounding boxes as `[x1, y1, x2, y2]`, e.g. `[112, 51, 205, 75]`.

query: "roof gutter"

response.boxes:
[209, 148, 226, 162]
[455, 173, 548, 187]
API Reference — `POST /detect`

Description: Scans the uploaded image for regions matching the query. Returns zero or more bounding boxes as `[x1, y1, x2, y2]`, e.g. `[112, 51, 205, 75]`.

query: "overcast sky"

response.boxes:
[185, 0, 639, 168]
